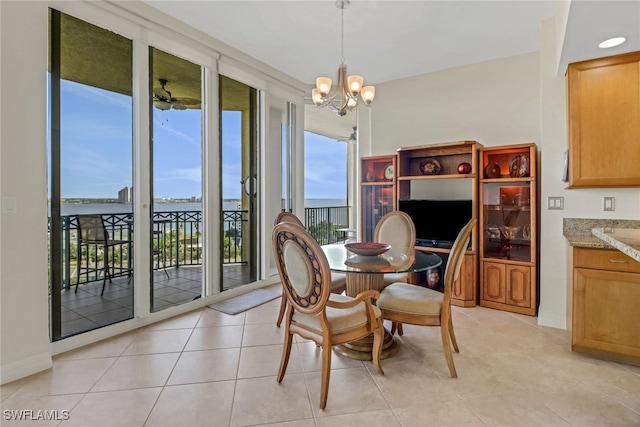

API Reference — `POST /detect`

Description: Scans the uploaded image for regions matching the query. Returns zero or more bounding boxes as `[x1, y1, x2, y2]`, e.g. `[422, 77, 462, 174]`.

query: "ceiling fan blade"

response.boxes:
[174, 97, 200, 107]
[153, 87, 171, 100]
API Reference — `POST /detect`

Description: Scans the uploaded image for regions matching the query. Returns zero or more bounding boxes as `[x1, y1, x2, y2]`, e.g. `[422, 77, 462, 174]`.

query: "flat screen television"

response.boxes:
[398, 199, 473, 248]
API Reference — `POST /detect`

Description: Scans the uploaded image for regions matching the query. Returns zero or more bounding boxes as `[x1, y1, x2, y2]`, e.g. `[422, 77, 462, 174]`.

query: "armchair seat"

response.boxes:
[293, 294, 382, 334]
[377, 283, 442, 316]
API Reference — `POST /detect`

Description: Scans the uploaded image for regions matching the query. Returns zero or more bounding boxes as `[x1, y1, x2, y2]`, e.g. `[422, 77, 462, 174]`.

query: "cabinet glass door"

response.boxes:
[362, 184, 394, 241]
[482, 182, 531, 262]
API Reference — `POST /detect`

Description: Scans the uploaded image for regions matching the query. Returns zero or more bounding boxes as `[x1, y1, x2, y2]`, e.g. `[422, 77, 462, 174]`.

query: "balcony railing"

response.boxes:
[303, 206, 350, 245]
[50, 205, 349, 289]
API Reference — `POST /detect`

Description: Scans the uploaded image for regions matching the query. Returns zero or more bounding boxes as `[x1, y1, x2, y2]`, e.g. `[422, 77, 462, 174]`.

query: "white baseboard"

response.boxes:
[3, 280, 282, 385]
[1, 352, 52, 385]
[537, 312, 567, 330]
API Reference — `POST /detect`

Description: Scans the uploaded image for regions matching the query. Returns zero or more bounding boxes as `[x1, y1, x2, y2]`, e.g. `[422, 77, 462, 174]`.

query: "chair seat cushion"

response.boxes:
[377, 282, 443, 316]
[293, 294, 381, 334]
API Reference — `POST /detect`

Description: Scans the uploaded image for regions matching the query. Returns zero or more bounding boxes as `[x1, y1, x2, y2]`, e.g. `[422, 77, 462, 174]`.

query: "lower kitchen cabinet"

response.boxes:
[572, 247, 640, 365]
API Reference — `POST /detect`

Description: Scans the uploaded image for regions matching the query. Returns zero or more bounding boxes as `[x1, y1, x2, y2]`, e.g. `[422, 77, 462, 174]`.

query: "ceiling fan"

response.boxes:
[152, 79, 199, 111]
[348, 126, 357, 144]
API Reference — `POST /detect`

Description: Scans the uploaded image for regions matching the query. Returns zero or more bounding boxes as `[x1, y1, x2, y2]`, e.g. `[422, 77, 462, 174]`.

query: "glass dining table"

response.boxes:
[322, 244, 442, 296]
[321, 243, 443, 360]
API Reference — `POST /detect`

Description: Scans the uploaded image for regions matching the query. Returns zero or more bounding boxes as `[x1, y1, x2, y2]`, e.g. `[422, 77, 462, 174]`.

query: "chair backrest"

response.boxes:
[272, 221, 332, 316]
[374, 211, 416, 252]
[77, 214, 108, 244]
[443, 218, 476, 298]
[274, 211, 304, 227]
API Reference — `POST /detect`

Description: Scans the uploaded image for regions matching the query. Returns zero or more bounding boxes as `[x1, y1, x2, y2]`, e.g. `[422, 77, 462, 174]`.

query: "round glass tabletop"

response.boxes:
[322, 243, 442, 275]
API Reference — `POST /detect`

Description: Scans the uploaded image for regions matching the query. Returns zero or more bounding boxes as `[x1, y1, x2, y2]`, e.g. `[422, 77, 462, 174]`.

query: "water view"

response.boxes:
[52, 198, 348, 216]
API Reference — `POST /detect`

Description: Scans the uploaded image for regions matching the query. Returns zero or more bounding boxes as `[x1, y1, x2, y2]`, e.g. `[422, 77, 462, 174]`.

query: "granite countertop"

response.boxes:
[592, 228, 640, 262]
[563, 218, 640, 262]
[564, 233, 614, 249]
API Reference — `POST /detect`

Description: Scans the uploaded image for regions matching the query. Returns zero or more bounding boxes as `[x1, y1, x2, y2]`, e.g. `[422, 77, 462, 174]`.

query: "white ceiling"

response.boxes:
[143, 0, 640, 141]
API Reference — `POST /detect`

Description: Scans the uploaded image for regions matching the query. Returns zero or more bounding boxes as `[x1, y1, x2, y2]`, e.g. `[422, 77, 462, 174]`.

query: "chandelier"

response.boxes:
[312, 0, 375, 117]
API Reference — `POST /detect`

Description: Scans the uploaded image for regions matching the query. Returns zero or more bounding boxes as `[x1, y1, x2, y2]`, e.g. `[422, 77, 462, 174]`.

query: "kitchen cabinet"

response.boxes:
[572, 247, 640, 365]
[566, 51, 640, 188]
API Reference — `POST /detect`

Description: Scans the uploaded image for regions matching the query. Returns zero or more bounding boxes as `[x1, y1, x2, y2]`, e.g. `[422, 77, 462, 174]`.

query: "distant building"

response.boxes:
[118, 187, 132, 203]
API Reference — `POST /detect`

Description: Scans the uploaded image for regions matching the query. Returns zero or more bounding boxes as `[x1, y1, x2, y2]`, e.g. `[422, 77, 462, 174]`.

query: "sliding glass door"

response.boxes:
[219, 76, 258, 291]
[48, 10, 134, 339]
[149, 48, 204, 312]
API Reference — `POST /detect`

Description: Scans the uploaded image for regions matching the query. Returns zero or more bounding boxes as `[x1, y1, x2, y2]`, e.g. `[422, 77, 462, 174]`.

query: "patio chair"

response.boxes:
[273, 211, 347, 327]
[272, 221, 384, 409]
[76, 214, 131, 295]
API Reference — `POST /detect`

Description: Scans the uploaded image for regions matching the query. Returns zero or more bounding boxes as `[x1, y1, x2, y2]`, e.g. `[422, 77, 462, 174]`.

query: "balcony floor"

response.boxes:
[59, 265, 250, 337]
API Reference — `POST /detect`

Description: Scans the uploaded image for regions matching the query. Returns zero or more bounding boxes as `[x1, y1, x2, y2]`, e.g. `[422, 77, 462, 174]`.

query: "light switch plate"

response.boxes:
[548, 196, 564, 210]
[603, 197, 615, 211]
[1, 196, 17, 213]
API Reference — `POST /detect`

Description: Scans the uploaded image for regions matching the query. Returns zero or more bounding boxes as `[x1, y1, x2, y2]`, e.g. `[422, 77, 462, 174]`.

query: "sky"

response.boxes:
[51, 80, 347, 201]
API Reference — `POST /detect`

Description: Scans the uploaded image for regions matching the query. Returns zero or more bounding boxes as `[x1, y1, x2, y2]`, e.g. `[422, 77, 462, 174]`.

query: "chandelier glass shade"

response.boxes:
[312, 0, 375, 116]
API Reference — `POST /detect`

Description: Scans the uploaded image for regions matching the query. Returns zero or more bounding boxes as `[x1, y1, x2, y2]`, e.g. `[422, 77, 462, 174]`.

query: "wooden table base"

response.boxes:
[334, 328, 399, 361]
[338, 272, 398, 360]
[346, 271, 385, 295]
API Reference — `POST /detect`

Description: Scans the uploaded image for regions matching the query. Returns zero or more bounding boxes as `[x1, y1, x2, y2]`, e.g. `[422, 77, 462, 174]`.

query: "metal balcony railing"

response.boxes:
[49, 206, 349, 290]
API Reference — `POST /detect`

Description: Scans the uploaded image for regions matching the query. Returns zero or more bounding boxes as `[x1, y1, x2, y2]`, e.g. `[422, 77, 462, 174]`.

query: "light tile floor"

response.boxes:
[3, 301, 640, 426]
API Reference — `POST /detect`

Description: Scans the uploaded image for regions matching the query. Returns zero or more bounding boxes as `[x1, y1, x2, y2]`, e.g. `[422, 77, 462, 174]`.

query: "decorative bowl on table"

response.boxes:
[345, 242, 391, 257]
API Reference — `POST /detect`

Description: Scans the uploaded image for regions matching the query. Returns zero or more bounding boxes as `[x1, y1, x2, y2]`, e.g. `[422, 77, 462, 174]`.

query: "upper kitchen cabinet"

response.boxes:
[566, 51, 640, 188]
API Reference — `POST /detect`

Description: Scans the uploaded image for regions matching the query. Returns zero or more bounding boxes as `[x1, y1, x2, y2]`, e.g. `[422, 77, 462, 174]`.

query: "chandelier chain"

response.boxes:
[312, 0, 375, 116]
[340, 4, 345, 63]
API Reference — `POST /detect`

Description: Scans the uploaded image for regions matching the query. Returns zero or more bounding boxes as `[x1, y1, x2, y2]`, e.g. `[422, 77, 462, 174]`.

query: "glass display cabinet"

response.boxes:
[479, 143, 538, 316]
[360, 155, 396, 242]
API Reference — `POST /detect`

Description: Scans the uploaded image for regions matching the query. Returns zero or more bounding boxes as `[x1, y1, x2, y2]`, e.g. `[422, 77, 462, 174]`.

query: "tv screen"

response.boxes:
[398, 199, 472, 247]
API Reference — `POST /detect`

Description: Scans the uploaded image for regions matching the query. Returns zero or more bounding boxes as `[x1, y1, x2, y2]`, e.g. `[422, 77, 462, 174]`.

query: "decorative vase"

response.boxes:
[426, 269, 440, 289]
[457, 162, 472, 174]
[485, 162, 501, 178]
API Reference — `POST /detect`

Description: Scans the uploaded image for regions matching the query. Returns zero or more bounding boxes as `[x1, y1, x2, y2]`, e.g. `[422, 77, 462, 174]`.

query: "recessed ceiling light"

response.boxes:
[599, 37, 626, 48]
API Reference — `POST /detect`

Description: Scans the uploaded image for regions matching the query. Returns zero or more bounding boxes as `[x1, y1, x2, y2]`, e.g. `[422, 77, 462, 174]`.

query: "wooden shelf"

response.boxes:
[396, 141, 482, 307]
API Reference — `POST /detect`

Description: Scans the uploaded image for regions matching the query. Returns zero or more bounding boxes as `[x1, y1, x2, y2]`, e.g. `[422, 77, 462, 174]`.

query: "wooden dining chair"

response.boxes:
[273, 211, 347, 327]
[376, 218, 476, 378]
[272, 221, 384, 409]
[374, 210, 416, 286]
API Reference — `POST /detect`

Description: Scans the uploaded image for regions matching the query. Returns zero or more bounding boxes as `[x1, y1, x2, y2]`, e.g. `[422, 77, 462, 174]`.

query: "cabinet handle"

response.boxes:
[609, 259, 627, 264]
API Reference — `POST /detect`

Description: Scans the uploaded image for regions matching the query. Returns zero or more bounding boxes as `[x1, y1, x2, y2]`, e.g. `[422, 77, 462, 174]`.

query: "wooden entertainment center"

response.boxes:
[360, 140, 539, 314]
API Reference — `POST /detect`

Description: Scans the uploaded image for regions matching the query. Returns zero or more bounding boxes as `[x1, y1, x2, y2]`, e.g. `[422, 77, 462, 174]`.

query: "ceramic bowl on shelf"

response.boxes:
[345, 242, 391, 257]
[499, 225, 521, 240]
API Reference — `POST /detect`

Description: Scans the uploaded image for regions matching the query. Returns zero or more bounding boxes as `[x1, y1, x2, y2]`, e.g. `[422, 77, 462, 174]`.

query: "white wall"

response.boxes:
[0, 1, 53, 382]
[365, 18, 640, 329]
[367, 52, 541, 152]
